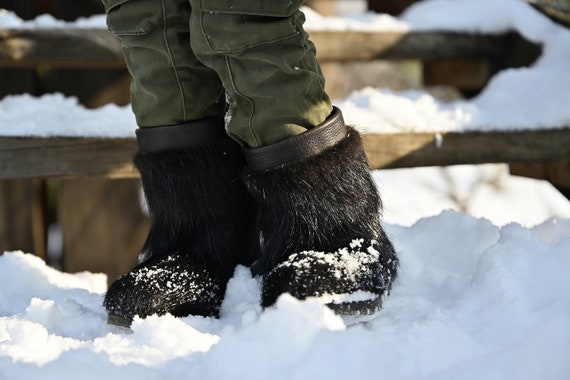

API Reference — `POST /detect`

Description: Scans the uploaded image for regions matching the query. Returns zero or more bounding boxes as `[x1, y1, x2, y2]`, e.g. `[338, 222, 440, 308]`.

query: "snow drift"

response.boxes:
[0, 211, 569, 380]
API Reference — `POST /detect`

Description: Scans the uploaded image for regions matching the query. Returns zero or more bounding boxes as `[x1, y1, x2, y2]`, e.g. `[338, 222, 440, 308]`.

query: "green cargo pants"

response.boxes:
[102, 0, 332, 147]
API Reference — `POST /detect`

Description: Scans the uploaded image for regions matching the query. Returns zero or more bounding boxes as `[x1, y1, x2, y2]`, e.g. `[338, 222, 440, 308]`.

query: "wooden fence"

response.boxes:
[0, 4, 568, 280]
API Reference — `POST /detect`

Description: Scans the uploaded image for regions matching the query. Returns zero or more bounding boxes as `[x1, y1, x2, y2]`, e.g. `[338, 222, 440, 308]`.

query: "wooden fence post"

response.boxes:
[59, 178, 149, 283]
[0, 179, 47, 259]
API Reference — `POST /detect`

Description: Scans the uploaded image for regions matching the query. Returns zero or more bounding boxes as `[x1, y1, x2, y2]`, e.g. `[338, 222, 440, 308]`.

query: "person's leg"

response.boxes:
[188, 0, 333, 147]
[100, 0, 255, 326]
[243, 108, 398, 313]
[102, 0, 225, 126]
[189, 0, 397, 313]
[105, 131, 256, 326]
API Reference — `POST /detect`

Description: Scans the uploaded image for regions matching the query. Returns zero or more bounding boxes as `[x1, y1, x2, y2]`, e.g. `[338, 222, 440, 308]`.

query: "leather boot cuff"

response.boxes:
[136, 116, 227, 153]
[243, 107, 347, 171]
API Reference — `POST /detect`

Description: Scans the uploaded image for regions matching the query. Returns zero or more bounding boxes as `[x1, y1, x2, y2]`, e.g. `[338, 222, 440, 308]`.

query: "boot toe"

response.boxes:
[104, 253, 224, 327]
[262, 239, 397, 315]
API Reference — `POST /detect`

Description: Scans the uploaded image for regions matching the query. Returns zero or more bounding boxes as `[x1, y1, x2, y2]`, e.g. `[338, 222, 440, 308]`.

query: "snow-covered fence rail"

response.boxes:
[0, 129, 569, 179]
[1, 27, 563, 180]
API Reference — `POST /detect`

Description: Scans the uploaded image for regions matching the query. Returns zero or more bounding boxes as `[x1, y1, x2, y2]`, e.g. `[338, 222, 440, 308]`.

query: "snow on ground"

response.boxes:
[1, 211, 570, 379]
[1, 1, 570, 379]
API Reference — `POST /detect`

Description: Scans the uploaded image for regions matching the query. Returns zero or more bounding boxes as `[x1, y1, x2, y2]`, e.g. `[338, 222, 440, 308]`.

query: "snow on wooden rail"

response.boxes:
[0, 26, 564, 180]
[1, 129, 568, 179]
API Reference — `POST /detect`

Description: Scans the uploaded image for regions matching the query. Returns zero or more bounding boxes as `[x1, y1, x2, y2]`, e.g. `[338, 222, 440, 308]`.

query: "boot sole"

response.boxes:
[107, 313, 133, 328]
[326, 296, 383, 316]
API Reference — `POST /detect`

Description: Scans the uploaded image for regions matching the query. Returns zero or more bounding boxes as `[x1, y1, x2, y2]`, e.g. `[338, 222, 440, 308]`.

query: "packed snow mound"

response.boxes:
[1, 211, 569, 379]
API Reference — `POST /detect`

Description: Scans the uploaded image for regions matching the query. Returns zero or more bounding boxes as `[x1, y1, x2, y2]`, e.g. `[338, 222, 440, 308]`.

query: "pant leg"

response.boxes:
[102, 0, 225, 127]
[188, 0, 333, 147]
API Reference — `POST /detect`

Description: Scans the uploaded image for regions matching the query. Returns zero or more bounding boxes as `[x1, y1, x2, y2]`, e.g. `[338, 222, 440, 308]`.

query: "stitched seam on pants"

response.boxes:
[225, 56, 259, 147]
[206, 32, 299, 55]
[161, 0, 187, 121]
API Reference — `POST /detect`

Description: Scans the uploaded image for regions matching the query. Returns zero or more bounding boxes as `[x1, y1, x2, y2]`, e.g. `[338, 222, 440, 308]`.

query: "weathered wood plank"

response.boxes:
[0, 28, 124, 68]
[368, 0, 418, 15]
[0, 28, 528, 67]
[311, 30, 515, 62]
[509, 161, 570, 188]
[0, 179, 47, 260]
[362, 129, 570, 169]
[423, 59, 491, 90]
[0, 129, 568, 179]
[0, 137, 138, 178]
[59, 177, 148, 283]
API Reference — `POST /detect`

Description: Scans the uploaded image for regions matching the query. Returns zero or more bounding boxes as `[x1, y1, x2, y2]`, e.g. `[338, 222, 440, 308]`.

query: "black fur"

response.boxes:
[104, 139, 256, 326]
[244, 128, 398, 310]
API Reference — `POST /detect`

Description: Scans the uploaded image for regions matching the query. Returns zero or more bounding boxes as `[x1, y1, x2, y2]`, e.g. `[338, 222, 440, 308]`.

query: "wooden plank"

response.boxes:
[52, 0, 106, 21]
[0, 179, 37, 255]
[361, 129, 570, 170]
[423, 59, 491, 90]
[0, 28, 125, 68]
[509, 161, 570, 188]
[0, 68, 38, 98]
[310, 30, 513, 62]
[305, 0, 338, 16]
[368, 0, 418, 15]
[0, 129, 568, 178]
[30, 179, 48, 261]
[0, 28, 522, 67]
[320, 60, 422, 99]
[0, 137, 138, 179]
[59, 177, 149, 283]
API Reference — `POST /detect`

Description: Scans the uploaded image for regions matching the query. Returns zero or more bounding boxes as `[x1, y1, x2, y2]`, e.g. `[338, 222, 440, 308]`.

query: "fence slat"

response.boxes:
[1, 129, 568, 179]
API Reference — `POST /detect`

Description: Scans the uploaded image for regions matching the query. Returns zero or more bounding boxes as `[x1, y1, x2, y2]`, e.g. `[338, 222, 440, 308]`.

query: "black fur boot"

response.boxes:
[243, 108, 398, 314]
[104, 118, 255, 327]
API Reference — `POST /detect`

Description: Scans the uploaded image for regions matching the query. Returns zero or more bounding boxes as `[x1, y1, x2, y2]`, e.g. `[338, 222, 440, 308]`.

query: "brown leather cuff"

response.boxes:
[136, 116, 227, 153]
[243, 107, 347, 171]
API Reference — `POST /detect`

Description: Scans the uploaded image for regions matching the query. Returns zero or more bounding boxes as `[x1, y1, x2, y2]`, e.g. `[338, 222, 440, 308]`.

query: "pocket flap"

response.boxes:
[201, 0, 304, 17]
[102, 0, 131, 12]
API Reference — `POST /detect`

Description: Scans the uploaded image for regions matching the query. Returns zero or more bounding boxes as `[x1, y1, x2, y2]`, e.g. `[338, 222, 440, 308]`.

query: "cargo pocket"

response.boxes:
[199, 0, 306, 53]
[101, 0, 154, 37]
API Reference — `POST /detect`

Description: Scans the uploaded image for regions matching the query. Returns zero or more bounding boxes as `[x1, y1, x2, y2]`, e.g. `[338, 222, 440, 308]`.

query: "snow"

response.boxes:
[0, 9, 105, 29]
[377, 164, 570, 227]
[0, 94, 136, 138]
[1, 212, 570, 379]
[1, 1, 570, 379]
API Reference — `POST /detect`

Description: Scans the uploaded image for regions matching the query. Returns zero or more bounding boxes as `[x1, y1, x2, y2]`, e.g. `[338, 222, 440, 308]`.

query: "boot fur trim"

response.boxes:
[243, 107, 346, 171]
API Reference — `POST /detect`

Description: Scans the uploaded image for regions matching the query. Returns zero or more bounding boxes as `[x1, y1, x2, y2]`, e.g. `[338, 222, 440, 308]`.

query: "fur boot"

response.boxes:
[104, 121, 255, 327]
[243, 108, 398, 314]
